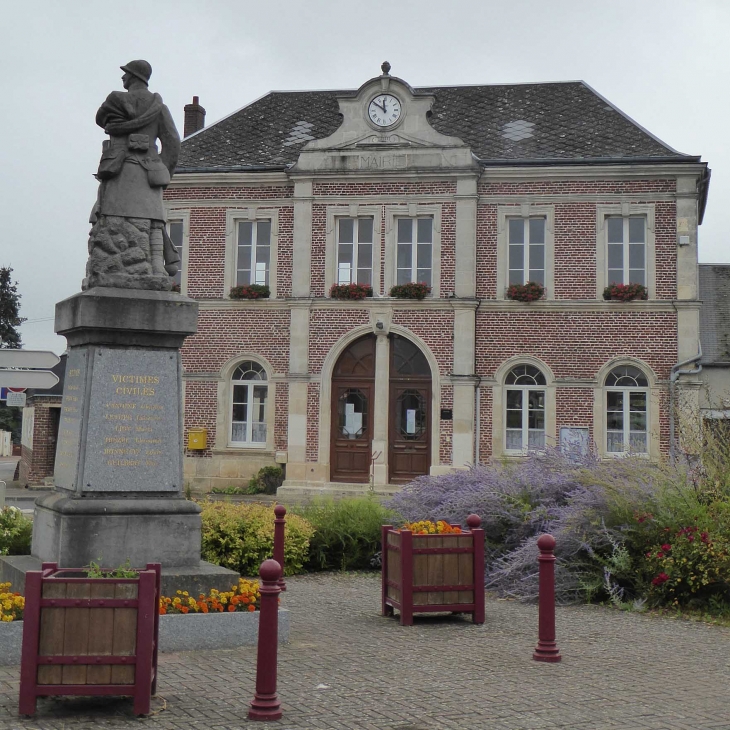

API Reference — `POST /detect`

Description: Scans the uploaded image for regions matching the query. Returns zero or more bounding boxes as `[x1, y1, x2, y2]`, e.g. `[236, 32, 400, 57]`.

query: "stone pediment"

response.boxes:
[293, 67, 475, 173]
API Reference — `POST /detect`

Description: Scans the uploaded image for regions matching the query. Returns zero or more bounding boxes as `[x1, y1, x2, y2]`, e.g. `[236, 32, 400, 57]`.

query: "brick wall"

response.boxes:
[18, 397, 61, 485]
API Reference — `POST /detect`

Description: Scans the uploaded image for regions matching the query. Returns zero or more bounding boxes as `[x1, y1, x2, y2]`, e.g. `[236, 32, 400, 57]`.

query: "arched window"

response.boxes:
[505, 364, 546, 451]
[231, 361, 268, 445]
[605, 365, 648, 453]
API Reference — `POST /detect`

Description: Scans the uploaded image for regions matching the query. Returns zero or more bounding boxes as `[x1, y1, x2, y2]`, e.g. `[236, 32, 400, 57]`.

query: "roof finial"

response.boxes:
[381, 61, 391, 76]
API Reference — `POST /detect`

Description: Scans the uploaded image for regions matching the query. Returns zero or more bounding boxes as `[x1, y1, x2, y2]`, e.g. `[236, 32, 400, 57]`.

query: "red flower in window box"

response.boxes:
[230, 284, 270, 299]
[389, 282, 431, 300]
[329, 283, 373, 300]
[505, 281, 545, 303]
[602, 283, 648, 301]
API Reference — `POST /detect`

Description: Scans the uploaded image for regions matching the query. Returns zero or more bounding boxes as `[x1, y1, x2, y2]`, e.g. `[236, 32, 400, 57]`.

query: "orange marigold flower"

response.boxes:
[228, 604, 235, 612]
[181, 606, 189, 614]
[248, 604, 255, 612]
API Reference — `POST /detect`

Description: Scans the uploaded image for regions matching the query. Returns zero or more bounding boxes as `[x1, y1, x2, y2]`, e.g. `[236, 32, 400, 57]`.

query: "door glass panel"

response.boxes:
[392, 336, 430, 375]
[396, 389, 426, 440]
[339, 389, 368, 439]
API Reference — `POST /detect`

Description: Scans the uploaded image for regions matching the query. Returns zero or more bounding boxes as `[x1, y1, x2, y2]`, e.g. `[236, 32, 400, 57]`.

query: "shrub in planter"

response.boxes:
[230, 284, 270, 299]
[505, 281, 545, 302]
[200, 501, 314, 576]
[0, 506, 32, 556]
[389, 282, 431, 299]
[329, 283, 373, 300]
[292, 497, 394, 571]
[603, 283, 648, 301]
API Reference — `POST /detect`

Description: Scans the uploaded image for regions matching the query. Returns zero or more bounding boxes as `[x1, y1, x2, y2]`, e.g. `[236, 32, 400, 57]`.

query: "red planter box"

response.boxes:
[19, 562, 160, 717]
[381, 520, 485, 626]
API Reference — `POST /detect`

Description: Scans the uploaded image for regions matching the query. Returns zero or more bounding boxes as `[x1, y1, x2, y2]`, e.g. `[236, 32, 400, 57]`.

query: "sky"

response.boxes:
[2, 0, 729, 354]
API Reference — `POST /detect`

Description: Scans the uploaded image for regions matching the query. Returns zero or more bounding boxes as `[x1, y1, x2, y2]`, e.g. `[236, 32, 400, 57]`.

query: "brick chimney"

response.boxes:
[183, 96, 206, 137]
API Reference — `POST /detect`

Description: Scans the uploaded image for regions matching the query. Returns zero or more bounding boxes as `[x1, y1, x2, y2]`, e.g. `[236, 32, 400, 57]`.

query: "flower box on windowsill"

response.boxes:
[230, 284, 270, 300]
[602, 283, 648, 302]
[329, 283, 373, 300]
[381, 516, 485, 626]
[389, 282, 431, 300]
[505, 282, 545, 303]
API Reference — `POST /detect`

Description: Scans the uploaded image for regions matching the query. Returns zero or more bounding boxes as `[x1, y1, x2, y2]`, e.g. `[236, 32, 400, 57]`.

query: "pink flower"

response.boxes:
[652, 572, 670, 586]
[661, 544, 671, 552]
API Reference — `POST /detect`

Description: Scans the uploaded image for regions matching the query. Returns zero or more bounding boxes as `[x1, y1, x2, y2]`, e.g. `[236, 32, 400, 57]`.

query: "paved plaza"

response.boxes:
[1, 572, 729, 729]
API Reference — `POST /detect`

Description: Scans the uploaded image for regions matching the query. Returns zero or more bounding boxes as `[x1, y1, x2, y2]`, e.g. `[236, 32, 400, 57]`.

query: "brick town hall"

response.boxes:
[163, 63, 708, 496]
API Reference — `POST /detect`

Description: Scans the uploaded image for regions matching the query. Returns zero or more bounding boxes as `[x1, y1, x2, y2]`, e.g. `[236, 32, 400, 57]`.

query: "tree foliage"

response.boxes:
[0, 267, 24, 349]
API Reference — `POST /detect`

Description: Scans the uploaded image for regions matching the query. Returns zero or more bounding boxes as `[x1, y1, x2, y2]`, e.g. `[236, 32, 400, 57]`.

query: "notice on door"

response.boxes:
[344, 402, 362, 436]
[406, 409, 416, 434]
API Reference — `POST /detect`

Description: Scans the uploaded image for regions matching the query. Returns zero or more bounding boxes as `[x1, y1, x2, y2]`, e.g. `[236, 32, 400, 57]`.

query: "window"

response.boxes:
[605, 365, 648, 453]
[508, 218, 545, 285]
[606, 216, 646, 286]
[237, 220, 271, 286]
[167, 220, 184, 287]
[396, 218, 432, 287]
[230, 361, 268, 446]
[505, 365, 546, 451]
[337, 218, 374, 285]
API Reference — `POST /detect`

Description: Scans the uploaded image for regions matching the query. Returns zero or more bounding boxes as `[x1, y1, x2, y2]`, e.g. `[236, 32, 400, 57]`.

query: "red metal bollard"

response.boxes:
[249, 559, 283, 721]
[273, 505, 287, 591]
[533, 534, 562, 662]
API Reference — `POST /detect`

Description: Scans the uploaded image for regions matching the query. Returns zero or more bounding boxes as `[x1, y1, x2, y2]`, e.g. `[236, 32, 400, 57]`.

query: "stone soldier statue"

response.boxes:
[84, 60, 181, 290]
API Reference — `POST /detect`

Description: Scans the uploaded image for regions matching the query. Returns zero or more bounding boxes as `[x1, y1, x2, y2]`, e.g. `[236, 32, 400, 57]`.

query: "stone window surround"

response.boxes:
[595, 203, 656, 299]
[224, 208, 280, 298]
[491, 356, 557, 457]
[496, 204, 555, 300]
[165, 209, 190, 295]
[325, 205, 383, 296]
[384, 204, 442, 298]
[592, 358, 660, 460]
[214, 354, 276, 452]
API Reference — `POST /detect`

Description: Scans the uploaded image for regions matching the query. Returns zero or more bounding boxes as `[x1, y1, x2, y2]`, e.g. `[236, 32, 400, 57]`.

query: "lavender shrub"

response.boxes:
[387, 449, 685, 604]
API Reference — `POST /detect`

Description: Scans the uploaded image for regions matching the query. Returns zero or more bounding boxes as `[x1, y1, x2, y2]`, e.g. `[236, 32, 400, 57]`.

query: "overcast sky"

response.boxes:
[2, 0, 728, 354]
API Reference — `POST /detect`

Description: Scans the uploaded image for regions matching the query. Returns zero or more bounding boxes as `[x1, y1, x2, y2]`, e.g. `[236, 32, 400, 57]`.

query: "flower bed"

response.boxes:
[389, 282, 431, 299]
[230, 284, 270, 299]
[381, 516, 485, 626]
[159, 578, 260, 615]
[602, 283, 648, 301]
[0, 581, 24, 622]
[506, 281, 545, 302]
[329, 283, 373, 300]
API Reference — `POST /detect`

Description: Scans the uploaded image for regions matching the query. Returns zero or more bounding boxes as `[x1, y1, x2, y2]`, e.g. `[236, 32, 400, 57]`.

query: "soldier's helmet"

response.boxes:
[120, 60, 152, 85]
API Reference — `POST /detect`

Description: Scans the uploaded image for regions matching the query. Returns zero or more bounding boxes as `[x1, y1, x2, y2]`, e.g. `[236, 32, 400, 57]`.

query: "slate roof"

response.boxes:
[699, 265, 730, 366]
[178, 81, 698, 172]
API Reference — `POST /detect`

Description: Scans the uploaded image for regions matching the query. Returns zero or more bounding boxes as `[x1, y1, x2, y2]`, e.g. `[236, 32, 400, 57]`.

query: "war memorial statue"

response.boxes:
[85, 60, 181, 291]
[0, 62, 237, 595]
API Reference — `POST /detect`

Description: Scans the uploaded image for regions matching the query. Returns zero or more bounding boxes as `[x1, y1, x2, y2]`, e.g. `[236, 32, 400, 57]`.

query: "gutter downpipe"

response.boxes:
[669, 343, 703, 464]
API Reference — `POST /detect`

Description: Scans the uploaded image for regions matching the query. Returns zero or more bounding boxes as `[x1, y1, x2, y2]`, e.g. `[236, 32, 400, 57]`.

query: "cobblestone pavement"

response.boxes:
[1, 572, 729, 729]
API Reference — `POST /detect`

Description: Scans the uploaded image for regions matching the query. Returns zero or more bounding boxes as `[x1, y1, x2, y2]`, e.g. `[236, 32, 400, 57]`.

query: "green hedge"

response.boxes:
[200, 502, 313, 577]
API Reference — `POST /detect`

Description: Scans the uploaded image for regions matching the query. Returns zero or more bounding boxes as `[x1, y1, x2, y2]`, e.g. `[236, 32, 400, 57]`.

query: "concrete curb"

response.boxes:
[0, 608, 290, 665]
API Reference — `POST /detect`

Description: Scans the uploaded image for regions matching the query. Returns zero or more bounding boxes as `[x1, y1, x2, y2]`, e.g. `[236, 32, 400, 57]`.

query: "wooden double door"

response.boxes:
[330, 335, 431, 484]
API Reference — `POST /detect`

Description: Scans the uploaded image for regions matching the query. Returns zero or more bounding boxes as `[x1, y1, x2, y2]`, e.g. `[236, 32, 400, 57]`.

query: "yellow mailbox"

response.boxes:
[187, 427, 208, 450]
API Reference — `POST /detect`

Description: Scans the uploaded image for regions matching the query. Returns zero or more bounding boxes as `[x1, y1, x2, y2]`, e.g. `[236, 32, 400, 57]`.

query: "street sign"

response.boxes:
[0, 387, 25, 401]
[0, 370, 59, 389]
[0, 350, 60, 369]
[6, 392, 26, 407]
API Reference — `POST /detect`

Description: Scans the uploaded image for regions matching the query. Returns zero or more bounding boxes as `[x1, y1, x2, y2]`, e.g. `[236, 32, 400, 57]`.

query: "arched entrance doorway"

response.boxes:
[389, 334, 432, 483]
[329, 333, 433, 484]
[330, 335, 375, 483]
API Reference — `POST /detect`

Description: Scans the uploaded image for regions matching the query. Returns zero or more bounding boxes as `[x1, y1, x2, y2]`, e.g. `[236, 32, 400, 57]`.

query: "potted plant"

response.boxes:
[230, 284, 270, 299]
[505, 281, 545, 302]
[19, 562, 160, 716]
[603, 283, 648, 301]
[156, 577, 290, 651]
[329, 283, 373, 300]
[381, 516, 485, 626]
[389, 282, 431, 300]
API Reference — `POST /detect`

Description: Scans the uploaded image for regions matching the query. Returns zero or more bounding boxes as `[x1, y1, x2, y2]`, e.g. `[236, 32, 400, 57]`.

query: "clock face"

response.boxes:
[368, 94, 402, 127]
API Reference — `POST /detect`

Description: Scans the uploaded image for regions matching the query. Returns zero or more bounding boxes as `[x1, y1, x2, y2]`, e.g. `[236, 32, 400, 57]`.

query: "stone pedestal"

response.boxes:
[0, 287, 237, 594]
